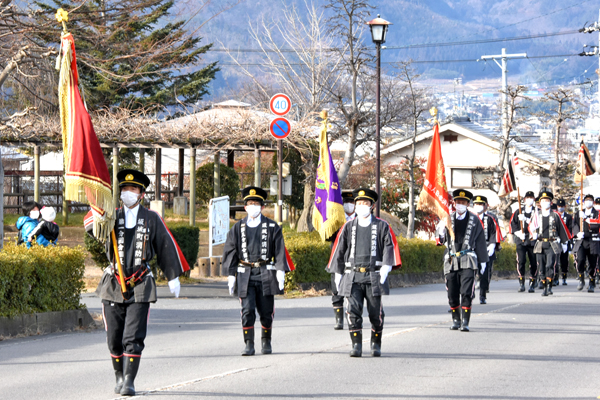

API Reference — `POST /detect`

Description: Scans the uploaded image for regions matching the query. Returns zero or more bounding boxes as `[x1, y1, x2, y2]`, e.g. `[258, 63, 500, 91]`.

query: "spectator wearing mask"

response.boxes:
[16, 201, 42, 248]
[27, 206, 60, 247]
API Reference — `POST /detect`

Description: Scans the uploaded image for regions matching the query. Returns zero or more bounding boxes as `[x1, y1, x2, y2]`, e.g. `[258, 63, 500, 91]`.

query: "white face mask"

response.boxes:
[355, 204, 372, 219]
[594, 205, 600, 211]
[584, 200, 593, 209]
[541, 201, 551, 210]
[473, 204, 484, 214]
[246, 205, 262, 219]
[525, 198, 534, 207]
[29, 210, 40, 220]
[558, 207, 565, 213]
[343, 203, 355, 214]
[120, 191, 140, 208]
[455, 204, 467, 214]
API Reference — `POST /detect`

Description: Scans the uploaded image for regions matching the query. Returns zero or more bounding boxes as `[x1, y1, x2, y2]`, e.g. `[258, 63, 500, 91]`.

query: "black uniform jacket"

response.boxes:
[529, 211, 572, 254]
[572, 208, 600, 254]
[326, 217, 401, 297]
[509, 207, 537, 246]
[478, 213, 502, 262]
[89, 206, 190, 303]
[438, 211, 489, 274]
[222, 215, 291, 298]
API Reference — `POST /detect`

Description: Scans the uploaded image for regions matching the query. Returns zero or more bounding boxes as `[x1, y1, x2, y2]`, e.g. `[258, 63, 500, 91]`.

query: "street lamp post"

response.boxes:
[367, 15, 391, 217]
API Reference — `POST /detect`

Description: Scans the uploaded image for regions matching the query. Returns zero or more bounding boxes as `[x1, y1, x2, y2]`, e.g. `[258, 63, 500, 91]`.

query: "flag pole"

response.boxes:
[580, 178, 584, 232]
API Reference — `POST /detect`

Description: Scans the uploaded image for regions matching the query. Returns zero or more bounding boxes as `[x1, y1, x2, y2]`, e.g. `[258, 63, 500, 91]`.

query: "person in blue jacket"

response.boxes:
[16, 201, 41, 248]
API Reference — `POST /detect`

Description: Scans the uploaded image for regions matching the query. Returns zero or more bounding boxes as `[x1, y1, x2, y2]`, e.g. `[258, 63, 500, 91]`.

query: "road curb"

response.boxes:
[0, 309, 95, 338]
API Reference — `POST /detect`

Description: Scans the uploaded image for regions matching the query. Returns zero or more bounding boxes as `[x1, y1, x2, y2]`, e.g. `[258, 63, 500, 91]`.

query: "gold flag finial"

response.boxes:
[55, 8, 69, 32]
[320, 110, 328, 120]
[427, 107, 438, 124]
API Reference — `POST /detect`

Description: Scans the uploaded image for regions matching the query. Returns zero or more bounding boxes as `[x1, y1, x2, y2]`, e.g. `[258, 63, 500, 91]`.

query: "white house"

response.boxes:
[381, 117, 554, 209]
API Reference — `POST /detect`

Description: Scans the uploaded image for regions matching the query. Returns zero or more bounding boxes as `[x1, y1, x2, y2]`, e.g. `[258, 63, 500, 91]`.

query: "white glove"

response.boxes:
[531, 232, 538, 240]
[487, 244, 495, 257]
[577, 232, 585, 239]
[562, 243, 568, 253]
[579, 211, 586, 219]
[379, 265, 392, 284]
[514, 231, 525, 241]
[480, 262, 486, 274]
[334, 273, 342, 291]
[436, 219, 446, 238]
[518, 214, 526, 222]
[168, 277, 181, 298]
[227, 275, 236, 295]
[276, 270, 285, 291]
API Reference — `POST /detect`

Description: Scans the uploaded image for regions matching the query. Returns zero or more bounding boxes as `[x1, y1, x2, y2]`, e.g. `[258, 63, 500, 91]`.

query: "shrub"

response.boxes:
[0, 242, 86, 317]
[195, 162, 240, 205]
[283, 230, 331, 290]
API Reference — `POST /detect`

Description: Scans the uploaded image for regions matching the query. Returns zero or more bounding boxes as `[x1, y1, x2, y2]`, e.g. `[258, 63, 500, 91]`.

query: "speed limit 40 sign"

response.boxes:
[269, 93, 291, 116]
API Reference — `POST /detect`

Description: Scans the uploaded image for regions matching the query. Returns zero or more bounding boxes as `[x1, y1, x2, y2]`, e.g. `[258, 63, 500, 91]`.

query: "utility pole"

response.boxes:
[579, 9, 600, 116]
[480, 49, 527, 141]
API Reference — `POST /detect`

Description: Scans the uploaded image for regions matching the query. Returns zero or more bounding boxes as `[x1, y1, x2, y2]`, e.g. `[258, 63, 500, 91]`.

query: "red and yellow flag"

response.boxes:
[58, 30, 114, 239]
[574, 141, 596, 184]
[417, 122, 453, 239]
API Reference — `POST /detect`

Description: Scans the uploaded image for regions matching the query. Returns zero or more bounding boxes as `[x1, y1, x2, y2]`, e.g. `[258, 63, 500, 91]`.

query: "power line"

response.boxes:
[210, 29, 582, 54]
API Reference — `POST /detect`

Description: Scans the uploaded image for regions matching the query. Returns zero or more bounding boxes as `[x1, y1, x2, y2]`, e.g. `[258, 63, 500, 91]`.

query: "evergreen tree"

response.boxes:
[36, 0, 218, 109]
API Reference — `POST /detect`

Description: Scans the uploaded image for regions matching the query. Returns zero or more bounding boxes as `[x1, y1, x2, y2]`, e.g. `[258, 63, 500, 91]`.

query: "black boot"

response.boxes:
[547, 279, 553, 295]
[349, 331, 362, 357]
[334, 307, 344, 330]
[120, 356, 140, 396]
[577, 274, 585, 291]
[518, 277, 525, 292]
[450, 307, 461, 330]
[261, 328, 272, 354]
[460, 308, 470, 332]
[370, 331, 382, 357]
[552, 276, 559, 286]
[562, 273, 568, 286]
[541, 280, 548, 296]
[538, 278, 544, 290]
[479, 295, 487, 304]
[528, 278, 536, 293]
[588, 278, 595, 293]
[241, 328, 255, 356]
[112, 356, 124, 394]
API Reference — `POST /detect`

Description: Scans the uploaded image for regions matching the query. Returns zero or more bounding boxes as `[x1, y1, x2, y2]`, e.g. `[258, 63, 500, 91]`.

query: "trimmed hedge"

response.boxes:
[282, 232, 577, 288]
[0, 242, 86, 318]
[85, 223, 200, 271]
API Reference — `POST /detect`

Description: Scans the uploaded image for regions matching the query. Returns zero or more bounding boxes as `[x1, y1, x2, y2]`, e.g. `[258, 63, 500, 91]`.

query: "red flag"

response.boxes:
[417, 123, 453, 239]
[498, 153, 519, 197]
[58, 33, 114, 239]
[574, 141, 596, 183]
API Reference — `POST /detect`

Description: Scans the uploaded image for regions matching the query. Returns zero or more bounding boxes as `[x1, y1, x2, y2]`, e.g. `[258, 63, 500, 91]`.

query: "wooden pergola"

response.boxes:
[1, 102, 316, 225]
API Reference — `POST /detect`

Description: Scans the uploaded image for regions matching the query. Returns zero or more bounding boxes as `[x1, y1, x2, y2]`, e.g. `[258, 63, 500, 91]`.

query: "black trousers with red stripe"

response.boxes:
[240, 280, 274, 332]
[575, 241, 598, 278]
[516, 243, 538, 278]
[446, 269, 475, 309]
[102, 300, 150, 357]
[536, 245, 557, 280]
[345, 282, 384, 332]
[559, 250, 569, 274]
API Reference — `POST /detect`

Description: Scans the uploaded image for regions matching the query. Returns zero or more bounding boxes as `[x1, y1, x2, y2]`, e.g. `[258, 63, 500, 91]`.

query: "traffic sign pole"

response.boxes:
[269, 93, 292, 225]
[278, 139, 283, 224]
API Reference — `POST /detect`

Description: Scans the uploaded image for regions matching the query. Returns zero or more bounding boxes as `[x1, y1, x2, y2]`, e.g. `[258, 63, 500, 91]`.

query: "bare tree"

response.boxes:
[537, 87, 582, 196]
[393, 61, 431, 238]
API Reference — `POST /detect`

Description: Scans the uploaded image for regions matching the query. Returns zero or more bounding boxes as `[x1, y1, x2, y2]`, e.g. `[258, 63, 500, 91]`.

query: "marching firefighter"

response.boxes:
[437, 189, 489, 332]
[472, 195, 502, 304]
[222, 186, 292, 356]
[572, 194, 600, 292]
[531, 190, 571, 296]
[555, 199, 573, 285]
[327, 188, 401, 357]
[327, 190, 356, 330]
[87, 169, 190, 396]
[510, 191, 539, 293]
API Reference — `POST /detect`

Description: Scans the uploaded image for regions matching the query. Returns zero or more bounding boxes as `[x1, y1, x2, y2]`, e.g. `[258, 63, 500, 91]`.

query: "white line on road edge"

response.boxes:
[111, 368, 250, 399]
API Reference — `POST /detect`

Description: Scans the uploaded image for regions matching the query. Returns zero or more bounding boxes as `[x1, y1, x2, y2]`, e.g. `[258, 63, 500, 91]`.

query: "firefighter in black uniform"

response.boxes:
[510, 191, 538, 293]
[437, 189, 489, 332]
[555, 199, 573, 285]
[88, 169, 190, 396]
[472, 195, 500, 304]
[327, 188, 401, 357]
[327, 190, 356, 330]
[572, 193, 600, 292]
[595, 197, 600, 286]
[222, 186, 292, 356]
[531, 190, 571, 296]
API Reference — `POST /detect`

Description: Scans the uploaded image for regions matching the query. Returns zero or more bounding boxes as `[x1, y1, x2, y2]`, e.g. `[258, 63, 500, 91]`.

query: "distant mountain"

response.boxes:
[179, 0, 599, 98]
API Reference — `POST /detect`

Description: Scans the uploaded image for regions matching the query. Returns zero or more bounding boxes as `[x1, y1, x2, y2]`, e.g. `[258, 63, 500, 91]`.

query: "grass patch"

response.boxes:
[3, 211, 87, 227]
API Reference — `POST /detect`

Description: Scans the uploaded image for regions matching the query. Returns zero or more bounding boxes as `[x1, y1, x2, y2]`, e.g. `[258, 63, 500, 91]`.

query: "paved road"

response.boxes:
[1, 278, 599, 400]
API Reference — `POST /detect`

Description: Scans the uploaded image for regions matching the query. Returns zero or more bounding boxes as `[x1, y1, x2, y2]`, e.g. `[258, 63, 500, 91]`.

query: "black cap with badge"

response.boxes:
[242, 186, 268, 205]
[117, 169, 150, 192]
